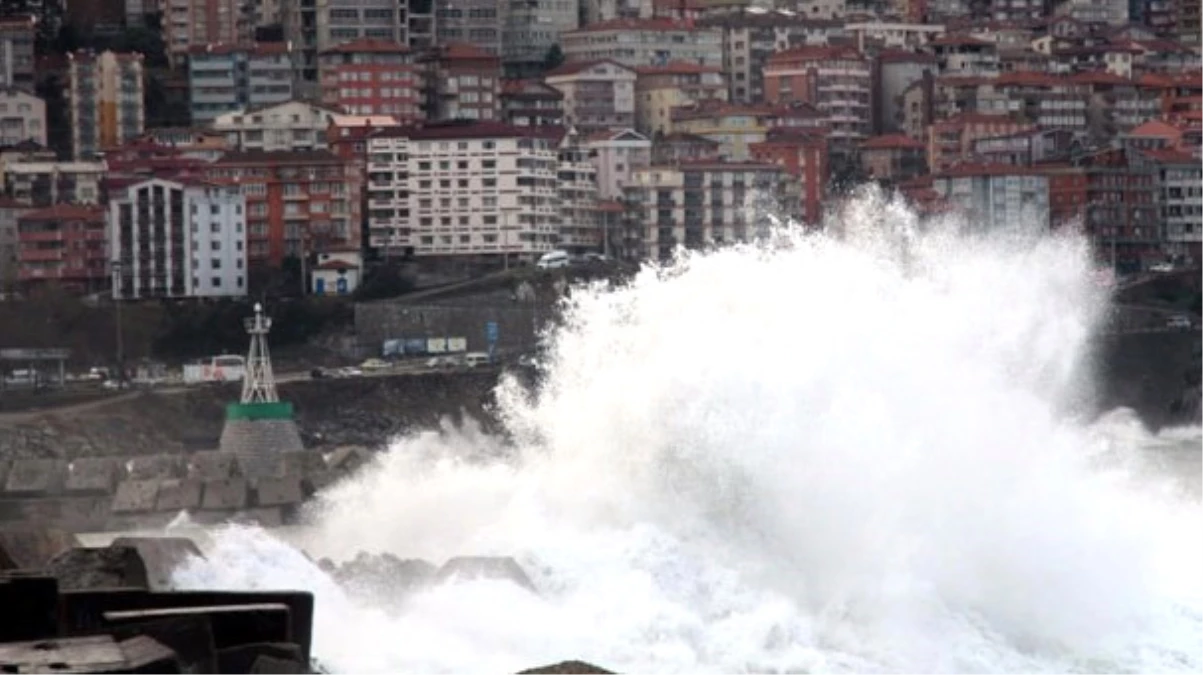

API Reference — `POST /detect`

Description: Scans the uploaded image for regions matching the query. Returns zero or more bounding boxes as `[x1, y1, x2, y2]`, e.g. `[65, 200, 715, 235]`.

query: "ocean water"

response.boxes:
[172, 191, 1203, 674]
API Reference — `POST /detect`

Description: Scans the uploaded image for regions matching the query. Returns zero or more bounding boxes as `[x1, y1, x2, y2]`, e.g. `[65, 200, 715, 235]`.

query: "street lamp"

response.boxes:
[112, 259, 124, 384]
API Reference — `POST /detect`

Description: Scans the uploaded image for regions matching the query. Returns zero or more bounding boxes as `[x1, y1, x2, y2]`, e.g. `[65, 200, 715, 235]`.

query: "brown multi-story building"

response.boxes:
[319, 39, 421, 121]
[17, 204, 108, 292]
[859, 133, 927, 184]
[204, 150, 362, 270]
[500, 79, 565, 127]
[764, 46, 872, 156]
[927, 112, 1033, 172]
[544, 60, 637, 134]
[420, 42, 502, 121]
[163, 0, 249, 67]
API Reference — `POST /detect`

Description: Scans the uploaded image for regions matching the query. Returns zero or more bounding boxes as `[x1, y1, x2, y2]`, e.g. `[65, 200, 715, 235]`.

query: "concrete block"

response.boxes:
[187, 451, 236, 481]
[202, 478, 248, 511]
[126, 455, 184, 481]
[0, 459, 9, 489]
[59, 498, 113, 530]
[0, 529, 78, 570]
[326, 446, 370, 475]
[232, 508, 284, 528]
[155, 479, 204, 512]
[109, 537, 204, 591]
[3, 459, 66, 497]
[186, 510, 235, 526]
[302, 471, 339, 497]
[16, 498, 62, 522]
[65, 457, 120, 495]
[45, 546, 151, 591]
[254, 478, 303, 507]
[435, 556, 536, 593]
[0, 634, 181, 674]
[283, 450, 327, 477]
[111, 480, 163, 514]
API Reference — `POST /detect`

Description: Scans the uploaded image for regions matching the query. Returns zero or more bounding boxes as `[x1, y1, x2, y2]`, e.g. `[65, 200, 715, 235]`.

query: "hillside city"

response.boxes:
[0, 0, 1197, 305]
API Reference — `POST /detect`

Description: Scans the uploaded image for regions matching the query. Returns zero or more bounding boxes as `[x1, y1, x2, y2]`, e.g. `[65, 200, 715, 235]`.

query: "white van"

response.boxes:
[537, 250, 570, 269]
[464, 352, 492, 368]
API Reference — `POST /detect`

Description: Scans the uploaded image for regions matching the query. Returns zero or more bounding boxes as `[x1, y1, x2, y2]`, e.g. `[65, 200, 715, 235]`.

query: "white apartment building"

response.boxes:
[561, 18, 723, 69]
[558, 132, 600, 253]
[0, 88, 45, 146]
[1152, 150, 1202, 261]
[586, 128, 651, 199]
[364, 121, 567, 258]
[623, 161, 791, 261]
[109, 178, 248, 299]
[503, 0, 580, 76]
[68, 50, 144, 160]
[212, 100, 342, 152]
[188, 43, 294, 124]
[3, 160, 106, 206]
[932, 166, 1050, 231]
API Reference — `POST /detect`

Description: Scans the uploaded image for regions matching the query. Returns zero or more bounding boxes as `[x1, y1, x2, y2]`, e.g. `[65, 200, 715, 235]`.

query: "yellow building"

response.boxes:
[634, 62, 727, 136]
[670, 100, 781, 160]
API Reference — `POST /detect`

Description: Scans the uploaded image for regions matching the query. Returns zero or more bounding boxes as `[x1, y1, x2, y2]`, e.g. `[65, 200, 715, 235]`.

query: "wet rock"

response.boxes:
[517, 660, 614, 674]
[0, 634, 182, 674]
[333, 552, 437, 603]
[435, 556, 537, 593]
[44, 546, 151, 591]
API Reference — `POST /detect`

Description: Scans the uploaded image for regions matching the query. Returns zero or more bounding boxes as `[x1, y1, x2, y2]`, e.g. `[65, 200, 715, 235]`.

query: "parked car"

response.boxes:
[463, 352, 492, 368]
[360, 358, 390, 371]
[1166, 314, 1193, 330]
[537, 250, 570, 269]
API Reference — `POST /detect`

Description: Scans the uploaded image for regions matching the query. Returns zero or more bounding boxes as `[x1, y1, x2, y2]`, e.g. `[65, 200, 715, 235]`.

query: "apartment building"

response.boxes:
[502, 0, 580, 76]
[0, 88, 45, 146]
[68, 50, 144, 160]
[585, 128, 652, 200]
[163, 0, 247, 67]
[363, 121, 566, 259]
[929, 34, 1001, 76]
[971, 128, 1079, 165]
[623, 161, 791, 261]
[561, 18, 723, 69]
[205, 150, 362, 269]
[17, 204, 108, 292]
[500, 79, 565, 127]
[283, 0, 436, 100]
[932, 164, 1050, 230]
[109, 178, 248, 299]
[859, 133, 927, 183]
[0, 198, 31, 292]
[697, 11, 847, 104]
[436, 0, 502, 54]
[0, 17, 35, 91]
[763, 46, 872, 155]
[1148, 148, 1202, 263]
[420, 42, 502, 121]
[319, 38, 421, 120]
[992, 71, 1089, 133]
[748, 129, 827, 225]
[213, 100, 341, 152]
[634, 62, 727, 135]
[878, 51, 937, 135]
[545, 60, 636, 133]
[927, 112, 1033, 172]
[845, 21, 945, 49]
[672, 101, 780, 161]
[557, 131, 601, 252]
[187, 43, 293, 124]
[3, 160, 106, 206]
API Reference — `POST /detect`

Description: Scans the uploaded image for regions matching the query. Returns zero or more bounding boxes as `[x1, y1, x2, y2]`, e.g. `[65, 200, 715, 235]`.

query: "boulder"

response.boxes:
[201, 478, 248, 511]
[188, 451, 236, 482]
[2, 459, 66, 497]
[126, 455, 184, 482]
[335, 553, 437, 598]
[64, 457, 120, 495]
[435, 556, 536, 593]
[155, 479, 204, 512]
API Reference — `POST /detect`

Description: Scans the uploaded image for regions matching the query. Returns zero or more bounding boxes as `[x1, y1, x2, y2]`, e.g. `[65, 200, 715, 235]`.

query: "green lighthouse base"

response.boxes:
[219, 402, 305, 480]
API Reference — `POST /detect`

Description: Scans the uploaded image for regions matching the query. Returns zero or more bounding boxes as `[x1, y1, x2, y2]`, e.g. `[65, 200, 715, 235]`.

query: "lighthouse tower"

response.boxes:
[219, 303, 305, 479]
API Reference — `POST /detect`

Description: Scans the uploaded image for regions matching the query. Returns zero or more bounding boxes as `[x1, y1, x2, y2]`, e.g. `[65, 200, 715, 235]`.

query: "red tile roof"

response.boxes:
[929, 34, 993, 47]
[545, 59, 633, 78]
[766, 45, 864, 63]
[1126, 119, 1183, 138]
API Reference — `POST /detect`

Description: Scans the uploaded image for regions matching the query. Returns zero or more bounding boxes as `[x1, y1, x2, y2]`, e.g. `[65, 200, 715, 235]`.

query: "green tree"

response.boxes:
[543, 44, 564, 72]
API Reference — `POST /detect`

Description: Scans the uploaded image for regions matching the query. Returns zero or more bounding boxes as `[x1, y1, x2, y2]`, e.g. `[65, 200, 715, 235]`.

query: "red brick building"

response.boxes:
[204, 150, 362, 270]
[749, 129, 828, 226]
[17, 204, 108, 291]
[319, 39, 421, 121]
[763, 46, 873, 154]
